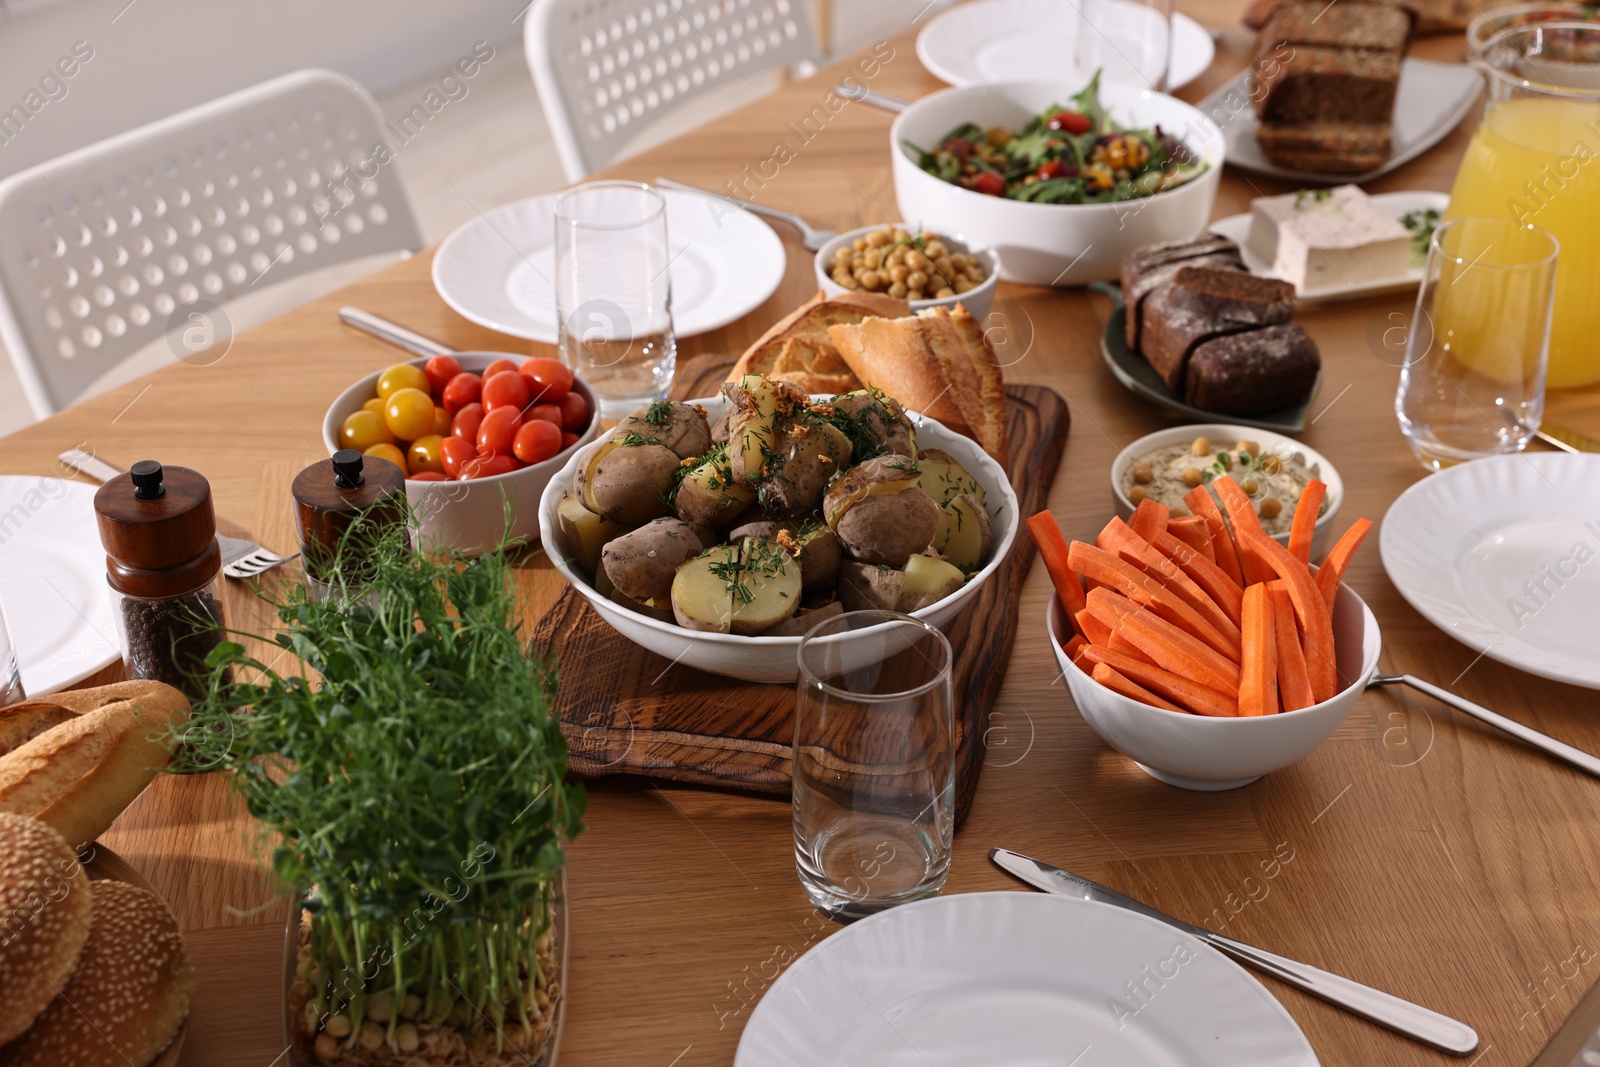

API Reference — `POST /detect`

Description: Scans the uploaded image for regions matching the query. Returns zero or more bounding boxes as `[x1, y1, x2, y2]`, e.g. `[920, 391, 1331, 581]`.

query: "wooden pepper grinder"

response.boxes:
[292, 449, 408, 598]
[94, 460, 227, 700]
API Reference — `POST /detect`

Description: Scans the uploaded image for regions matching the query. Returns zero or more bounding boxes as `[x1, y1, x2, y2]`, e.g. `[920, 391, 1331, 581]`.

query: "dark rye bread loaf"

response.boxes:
[1141, 267, 1296, 390]
[1254, 45, 1402, 125]
[1118, 234, 1244, 350]
[1246, 0, 1472, 35]
[1186, 324, 1322, 415]
[1256, 120, 1394, 173]
[1254, 0, 1412, 54]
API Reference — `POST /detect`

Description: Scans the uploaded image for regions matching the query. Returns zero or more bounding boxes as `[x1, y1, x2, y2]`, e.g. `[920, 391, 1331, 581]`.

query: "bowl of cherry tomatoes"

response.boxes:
[321, 351, 599, 554]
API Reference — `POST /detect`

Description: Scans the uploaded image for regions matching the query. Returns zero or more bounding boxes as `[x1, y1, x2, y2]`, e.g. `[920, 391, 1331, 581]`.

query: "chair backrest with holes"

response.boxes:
[526, 0, 820, 181]
[0, 68, 422, 418]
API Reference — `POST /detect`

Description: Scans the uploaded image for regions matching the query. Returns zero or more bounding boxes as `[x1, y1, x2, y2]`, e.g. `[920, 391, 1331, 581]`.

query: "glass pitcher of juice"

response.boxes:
[1446, 23, 1600, 388]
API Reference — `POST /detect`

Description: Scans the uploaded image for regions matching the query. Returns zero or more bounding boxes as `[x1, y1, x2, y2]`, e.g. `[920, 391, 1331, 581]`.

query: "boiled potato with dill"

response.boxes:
[824, 454, 940, 566]
[763, 601, 843, 638]
[934, 493, 992, 571]
[900, 552, 966, 610]
[829, 390, 917, 458]
[671, 545, 739, 633]
[615, 400, 712, 459]
[601, 518, 714, 602]
[576, 437, 682, 526]
[724, 375, 852, 520]
[915, 448, 985, 507]
[838, 560, 904, 612]
[556, 492, 626, 575]
[730, 536, 802, 634]
[674, 443, 755, 529]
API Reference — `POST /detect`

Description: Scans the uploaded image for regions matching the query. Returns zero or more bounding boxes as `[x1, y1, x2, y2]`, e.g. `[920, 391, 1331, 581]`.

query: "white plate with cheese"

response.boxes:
[1211, 189, 1448, 303]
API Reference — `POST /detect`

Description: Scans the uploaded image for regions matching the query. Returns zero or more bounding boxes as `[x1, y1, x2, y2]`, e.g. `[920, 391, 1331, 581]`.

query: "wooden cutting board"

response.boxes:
[533, 355, 1069, 824]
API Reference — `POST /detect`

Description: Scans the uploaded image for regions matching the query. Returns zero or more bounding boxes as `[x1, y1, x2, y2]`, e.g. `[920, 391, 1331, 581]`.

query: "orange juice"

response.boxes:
[1445, 96, 1600, 387]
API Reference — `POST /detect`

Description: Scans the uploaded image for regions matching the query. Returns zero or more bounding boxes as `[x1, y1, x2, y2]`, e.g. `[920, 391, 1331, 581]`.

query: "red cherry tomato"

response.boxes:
[1046, 110, 1093, 135]
[440, 372, 482, 415]
[561, 432, 580, 450]
[482, 358, 521, 381]
[408, 471, 448, 482]
[451, 402, 485, 442]
[526, 403, 562, 427]
[512, 419, 563, 465]
[476, 406, 523, 457]
[481, 370, 531, 415]
[463, 454, 520, 479]
[423, 355, 463, 394]
[969, 171, 1006, 197]
[1038, 159, 1078, 180]
[557, 391, 589, 431]
[518, 357, 574, 402]
[440, 434, 478, 479]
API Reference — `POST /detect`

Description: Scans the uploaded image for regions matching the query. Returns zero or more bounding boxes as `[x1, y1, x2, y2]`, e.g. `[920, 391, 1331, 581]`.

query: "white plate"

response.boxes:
[431, 189, 787, 343]
[1209, 190, 1448, 302]
[1380, 453, 1600, 689]
[735, 891, 1318, 1066]
[0, 477, 120, 696]
[1196, 59, 1482, 184]
[917, 0, 1216, 93]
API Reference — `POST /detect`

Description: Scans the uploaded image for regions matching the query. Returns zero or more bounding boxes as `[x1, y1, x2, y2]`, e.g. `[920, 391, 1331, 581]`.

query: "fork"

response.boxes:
[653, 176, 839, 251]
[57, 449, 298, 580]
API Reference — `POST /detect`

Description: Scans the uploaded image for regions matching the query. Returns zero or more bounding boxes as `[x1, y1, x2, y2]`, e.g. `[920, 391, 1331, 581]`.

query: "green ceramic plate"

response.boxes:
[1094, 283, 1318, 435]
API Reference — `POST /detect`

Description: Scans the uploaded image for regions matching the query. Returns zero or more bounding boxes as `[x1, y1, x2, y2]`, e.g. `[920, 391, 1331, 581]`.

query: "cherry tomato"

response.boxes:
[408, 471, 448, 482]
[1037, 159, 1078, 180]
[526, 403, 562, 427]
[407, 434, 446, 474]
[363, 442, 408, 475]
[423, 354, 463, 394]
[451, 402, 485, 442]
[476, 407, 523, 457]
[463, 454, 519, 479]
[376, 363, 430, 401]
[430, 405, 452, 436]
[482, 358, 521, 381]
[440, 435, 478, 479]
[384, 387, 437, 441]
[561, 432, 580, 450]
[362, 396, 386, 415]
[969, 171, 1006, 196]
[557, 391, 589, 431]
[440, 372, 482, 415]
[481, 371, 531, 415]
[518, 357, 573, 402]
[339, 409, 394, 451]
[1046, 110, 1093, 135]
[513, 419, 562, 464]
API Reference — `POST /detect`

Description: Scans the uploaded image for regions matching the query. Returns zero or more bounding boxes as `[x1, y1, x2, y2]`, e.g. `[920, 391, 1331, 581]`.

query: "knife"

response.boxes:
[990, 848, 1479, 1056]
[1537, 420, 1600, 454]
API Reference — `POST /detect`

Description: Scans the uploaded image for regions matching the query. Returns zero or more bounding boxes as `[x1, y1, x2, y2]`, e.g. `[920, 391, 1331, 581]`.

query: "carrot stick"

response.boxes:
[1239, 584, 1280, 716]
[1242, 529, 1338, 703]
[1063, 634, 1088, 661]
[1267, 583, 1315, 711]
[1028, 512, 1088, 629]
[1129, 498, 1170, 542]
[1167, 515, 1216, 562]
[1095, 518, 1243, 648]
[1068, 541, 1241, 659]
[1151, 531, 1244, 627]
[1080, 645, 1238, 717]
[1213, 477, 1278, 585]
[1087, 587, 1240, 686]
[1091, 661, 1186, 713]
[1314, 518, 1373, 609]
[1183, 486, 1245, 586]
[1107, 629, 1160, 665]
[1288, 479, 1326, 566]
[1075, 608, 1114, 648]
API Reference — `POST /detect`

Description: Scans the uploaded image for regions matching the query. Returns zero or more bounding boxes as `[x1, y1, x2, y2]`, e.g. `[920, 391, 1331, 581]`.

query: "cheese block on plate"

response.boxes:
[1247, 185, 1412, 291]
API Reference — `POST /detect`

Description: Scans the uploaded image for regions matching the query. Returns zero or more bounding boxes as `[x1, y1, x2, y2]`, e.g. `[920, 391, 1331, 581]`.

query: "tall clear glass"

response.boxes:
[1073, 0, 1176, 91]
[0, 594, 24, 708]
[1395, 216, 1557, 471]
[554, 181, 676, 419]
[794, 611, 954, 923]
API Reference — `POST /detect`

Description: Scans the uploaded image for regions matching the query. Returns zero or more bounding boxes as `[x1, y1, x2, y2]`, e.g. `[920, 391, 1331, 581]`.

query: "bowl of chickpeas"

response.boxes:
[814, 224, 1001, 320]
[1109, 424, 1344, 559]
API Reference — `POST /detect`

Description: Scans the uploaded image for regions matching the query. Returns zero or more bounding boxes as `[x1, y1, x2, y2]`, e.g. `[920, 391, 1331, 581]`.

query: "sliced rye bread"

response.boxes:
[1185, 324, 1322, 415]
[1256, 120, 1395, 173]
[1254, 45, 1402, 124]
[1119, 235, 1245, 351]
[1246, 0, 1472, 35]
[1141, 267, 1296, 391]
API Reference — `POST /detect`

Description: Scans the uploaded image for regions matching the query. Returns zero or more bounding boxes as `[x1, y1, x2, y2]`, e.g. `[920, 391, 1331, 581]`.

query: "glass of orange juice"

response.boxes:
[1447, 22, 1600, 388]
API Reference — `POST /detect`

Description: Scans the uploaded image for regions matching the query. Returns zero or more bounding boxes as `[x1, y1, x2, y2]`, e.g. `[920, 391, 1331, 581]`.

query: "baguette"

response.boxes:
[0, 704, 74, 757]
[727, 290, 906, 395]
[0, 682, 189, 850]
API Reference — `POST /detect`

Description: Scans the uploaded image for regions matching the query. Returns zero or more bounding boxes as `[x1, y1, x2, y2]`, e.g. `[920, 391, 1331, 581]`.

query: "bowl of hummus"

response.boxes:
[1110, 424, 1343, 558]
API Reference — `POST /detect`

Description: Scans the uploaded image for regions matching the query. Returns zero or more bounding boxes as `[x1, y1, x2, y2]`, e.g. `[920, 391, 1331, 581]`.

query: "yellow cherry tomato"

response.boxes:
[362, 396, 386, 415]
[339, 409, 394, 452]
[384, 387, 436, 441]
[363, 442, 408, 475]
[408, 434, 446, 474]
[431, 405, 452, 437]
[376, 363, 430, 402]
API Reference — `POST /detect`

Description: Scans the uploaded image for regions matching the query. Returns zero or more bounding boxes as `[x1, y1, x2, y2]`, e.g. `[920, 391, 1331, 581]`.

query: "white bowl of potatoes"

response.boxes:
[538, 377, 1018, 683]
[813, 224, 1001, 321]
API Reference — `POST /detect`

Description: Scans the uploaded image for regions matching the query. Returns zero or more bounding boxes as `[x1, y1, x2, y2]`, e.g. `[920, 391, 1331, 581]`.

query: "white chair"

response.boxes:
[526, 0, 821, 181]
[0, 68, 422, 418]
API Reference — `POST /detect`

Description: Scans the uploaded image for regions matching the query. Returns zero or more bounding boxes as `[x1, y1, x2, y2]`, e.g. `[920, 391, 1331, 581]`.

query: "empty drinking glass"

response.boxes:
[794, 611, 954, 923]
[1395, 216, 1558, 470]
[554, 181, 677, 418]
[0, 595, 24, 709]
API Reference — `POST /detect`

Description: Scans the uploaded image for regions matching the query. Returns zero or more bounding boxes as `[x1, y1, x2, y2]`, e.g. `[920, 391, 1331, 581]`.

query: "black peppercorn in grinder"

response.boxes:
[93, 460, 228, 700]
[291, 450, 408, 597]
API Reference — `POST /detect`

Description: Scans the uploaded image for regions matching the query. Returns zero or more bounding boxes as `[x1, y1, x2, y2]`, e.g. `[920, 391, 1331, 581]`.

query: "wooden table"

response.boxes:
[8, 10, 1600, 1066]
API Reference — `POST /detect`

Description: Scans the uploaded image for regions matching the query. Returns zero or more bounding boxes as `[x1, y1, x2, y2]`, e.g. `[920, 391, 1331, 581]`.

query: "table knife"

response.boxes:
[1537, 421, 1600, 454]
[990, 848, 1479, 1056]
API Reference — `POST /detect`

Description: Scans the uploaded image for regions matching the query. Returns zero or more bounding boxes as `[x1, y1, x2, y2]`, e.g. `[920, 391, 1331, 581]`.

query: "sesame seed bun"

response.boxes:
[0, 812, 92, 1044]
[3, 880, 193, 1066]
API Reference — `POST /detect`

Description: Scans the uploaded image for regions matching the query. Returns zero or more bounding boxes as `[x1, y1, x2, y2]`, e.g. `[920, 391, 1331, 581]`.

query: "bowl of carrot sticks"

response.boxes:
[1028, 477, 1379, 791]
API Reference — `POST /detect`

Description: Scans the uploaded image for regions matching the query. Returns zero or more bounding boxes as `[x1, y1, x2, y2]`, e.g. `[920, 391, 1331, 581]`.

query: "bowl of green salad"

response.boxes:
[891, 72, 1224, 286]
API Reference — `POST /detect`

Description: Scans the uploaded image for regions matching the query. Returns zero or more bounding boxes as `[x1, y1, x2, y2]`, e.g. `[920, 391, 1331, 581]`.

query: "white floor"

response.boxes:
[0, 2, 947, 437]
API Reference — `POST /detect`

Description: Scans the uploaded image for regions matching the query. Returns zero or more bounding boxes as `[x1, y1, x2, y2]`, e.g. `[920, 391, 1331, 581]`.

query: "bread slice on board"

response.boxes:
[1254, 45, 1403, 125]
[728, 290, 908, 395]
